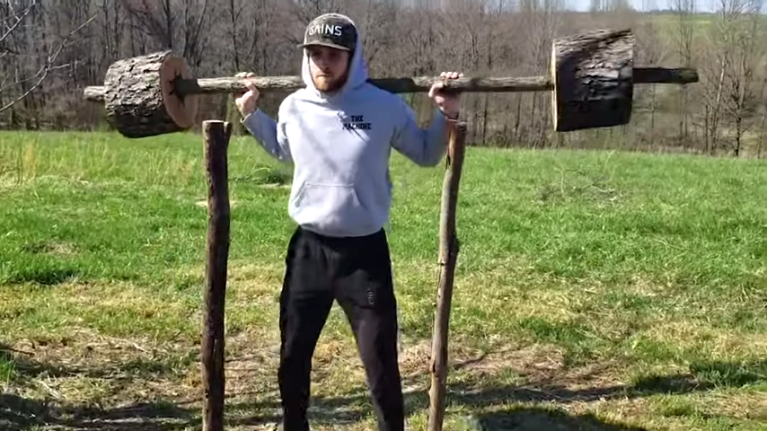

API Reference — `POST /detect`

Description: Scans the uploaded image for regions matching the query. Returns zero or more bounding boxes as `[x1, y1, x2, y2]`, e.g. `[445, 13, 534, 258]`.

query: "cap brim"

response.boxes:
[297, 41, 351, 51]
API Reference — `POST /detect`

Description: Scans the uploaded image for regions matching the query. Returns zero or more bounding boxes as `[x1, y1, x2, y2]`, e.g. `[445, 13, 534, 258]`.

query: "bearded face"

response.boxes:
[307, 45, 350, 93]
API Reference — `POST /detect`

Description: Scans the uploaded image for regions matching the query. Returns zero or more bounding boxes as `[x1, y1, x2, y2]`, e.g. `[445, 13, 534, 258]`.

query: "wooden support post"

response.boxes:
[201, 120, 233, 431]
[428, 120, 468, 431]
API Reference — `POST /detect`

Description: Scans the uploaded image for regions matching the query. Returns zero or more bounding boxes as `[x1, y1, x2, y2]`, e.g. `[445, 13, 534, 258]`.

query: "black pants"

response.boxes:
[278, 226, 404, 431]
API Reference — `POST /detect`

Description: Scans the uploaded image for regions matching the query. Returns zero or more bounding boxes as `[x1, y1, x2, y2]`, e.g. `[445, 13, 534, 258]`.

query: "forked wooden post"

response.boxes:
[202, 120, 233, 431]
[428, 120, 468, 431]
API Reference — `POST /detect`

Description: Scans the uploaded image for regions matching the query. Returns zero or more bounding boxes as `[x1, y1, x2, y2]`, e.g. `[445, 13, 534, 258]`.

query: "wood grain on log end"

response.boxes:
[162, 55, 198, 130]
[104, 51, 197, 138]
[551, 28, 634, 132]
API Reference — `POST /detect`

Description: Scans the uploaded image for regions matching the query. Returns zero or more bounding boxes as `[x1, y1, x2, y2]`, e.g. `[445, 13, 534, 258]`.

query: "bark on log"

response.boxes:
[82, 29, 698, 139]
[177, 76, 554, 95]
[428, 121, 468, 431]
[103, 51, 197, 138]
[85, 76, 553, 100]
[551, 28, 635, 132]
[84, 67, 696, 102]
[201, 120, 232, 431]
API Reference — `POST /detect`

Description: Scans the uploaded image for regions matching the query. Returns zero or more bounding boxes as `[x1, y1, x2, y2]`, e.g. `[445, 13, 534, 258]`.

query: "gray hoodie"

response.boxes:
[243, 13, 450, 238]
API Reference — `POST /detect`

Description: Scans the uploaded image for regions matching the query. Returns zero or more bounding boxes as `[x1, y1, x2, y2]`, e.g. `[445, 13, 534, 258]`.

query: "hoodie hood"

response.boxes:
[242, 12, 451, 239]
[300, 13, 368, 101]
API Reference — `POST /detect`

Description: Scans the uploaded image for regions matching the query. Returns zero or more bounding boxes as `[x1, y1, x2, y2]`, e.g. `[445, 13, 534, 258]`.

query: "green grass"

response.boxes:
[1, 129, 766, 431]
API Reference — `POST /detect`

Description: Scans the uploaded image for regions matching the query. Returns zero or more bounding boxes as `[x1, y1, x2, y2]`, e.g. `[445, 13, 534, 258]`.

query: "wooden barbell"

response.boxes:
[83, 28, 697, 138]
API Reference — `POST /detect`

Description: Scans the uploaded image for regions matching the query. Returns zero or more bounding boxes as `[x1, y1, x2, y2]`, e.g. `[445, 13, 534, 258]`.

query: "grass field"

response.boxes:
[1, 129, 766, 431]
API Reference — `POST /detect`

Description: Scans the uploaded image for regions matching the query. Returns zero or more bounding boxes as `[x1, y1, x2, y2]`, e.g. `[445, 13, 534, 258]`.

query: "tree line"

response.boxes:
[1, 0, 765, 157]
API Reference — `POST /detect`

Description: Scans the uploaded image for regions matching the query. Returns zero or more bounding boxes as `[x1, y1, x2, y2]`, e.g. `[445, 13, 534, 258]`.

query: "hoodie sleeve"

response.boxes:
[391, 100, 450, 167]
[241, 101, 292, 163]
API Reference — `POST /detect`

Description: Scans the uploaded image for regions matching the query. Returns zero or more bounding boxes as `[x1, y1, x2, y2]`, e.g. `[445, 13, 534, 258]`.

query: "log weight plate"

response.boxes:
[101, 51, 198, 138]
[84, 28, 697, 138]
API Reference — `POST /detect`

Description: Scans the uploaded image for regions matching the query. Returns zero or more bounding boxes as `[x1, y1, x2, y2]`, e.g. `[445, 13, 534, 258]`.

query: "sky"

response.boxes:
[565, 0, 721, 12]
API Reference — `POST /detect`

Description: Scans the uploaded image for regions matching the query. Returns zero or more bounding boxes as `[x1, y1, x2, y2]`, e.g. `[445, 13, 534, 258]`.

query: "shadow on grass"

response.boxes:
[239, 357, 765, 429]
[467, 406, 647, 431]
[0, 343, 195, 382]
[3, 340, 766, 430]
[4, 265, 80, 285]
[221, 370, 714, 430]
[0, 344, 200, 431]
[688, 358, 767, 387]
[0, 394, 199, 431]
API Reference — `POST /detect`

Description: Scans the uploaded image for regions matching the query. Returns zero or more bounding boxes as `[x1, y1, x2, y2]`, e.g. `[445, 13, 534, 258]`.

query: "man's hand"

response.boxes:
[234, 72, 260, 118]
[428, 71, 463, 119]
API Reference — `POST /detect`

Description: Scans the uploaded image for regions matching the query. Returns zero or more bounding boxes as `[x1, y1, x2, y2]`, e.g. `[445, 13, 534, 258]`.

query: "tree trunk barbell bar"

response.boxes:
[82, 28, 698, 138]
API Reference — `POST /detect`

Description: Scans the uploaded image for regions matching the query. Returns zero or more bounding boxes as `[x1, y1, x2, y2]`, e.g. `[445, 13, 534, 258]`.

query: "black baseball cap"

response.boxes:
[297, 13, 357, 52]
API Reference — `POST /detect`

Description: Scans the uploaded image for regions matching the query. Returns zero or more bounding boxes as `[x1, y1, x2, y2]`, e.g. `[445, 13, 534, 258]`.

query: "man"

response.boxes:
[234, 12, 462, 431]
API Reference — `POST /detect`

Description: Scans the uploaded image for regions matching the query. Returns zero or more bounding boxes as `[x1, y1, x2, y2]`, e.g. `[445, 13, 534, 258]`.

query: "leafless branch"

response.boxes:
[0, 0, 37, 46]
[0, 12, 97, 113]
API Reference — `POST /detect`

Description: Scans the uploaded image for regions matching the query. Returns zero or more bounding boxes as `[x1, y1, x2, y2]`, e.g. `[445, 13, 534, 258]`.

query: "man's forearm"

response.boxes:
[242, 109, 292, 163]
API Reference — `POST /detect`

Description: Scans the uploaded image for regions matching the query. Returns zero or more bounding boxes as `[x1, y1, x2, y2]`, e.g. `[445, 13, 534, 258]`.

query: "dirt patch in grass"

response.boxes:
[2, 271, 765, 430]
[1, 330, 200, 431]
[4, 314, 765, 431]
[3, 269, 765, 430]
[19, 241, 78, 256]
[2, 326, 649, 431]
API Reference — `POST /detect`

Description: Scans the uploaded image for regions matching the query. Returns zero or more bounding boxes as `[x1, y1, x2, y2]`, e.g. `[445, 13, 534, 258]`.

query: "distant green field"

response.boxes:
[647, 12, 716, 25]
[644, 11, 767, 41]
[1, 130, 766, 431]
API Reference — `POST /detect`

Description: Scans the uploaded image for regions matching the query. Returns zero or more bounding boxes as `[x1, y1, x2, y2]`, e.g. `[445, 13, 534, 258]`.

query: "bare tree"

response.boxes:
[634, 0, 665, 147]
[700, 0, 766, 156]
[720, 0, 764, 156]
[121, 0, 211, 68]
[672, 0, 695, 149]
[0, 0, 763, 158]
[0, 1, 96, 116]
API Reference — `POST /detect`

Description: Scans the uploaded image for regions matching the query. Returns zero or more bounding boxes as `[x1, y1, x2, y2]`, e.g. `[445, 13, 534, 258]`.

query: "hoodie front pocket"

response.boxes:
[291, 182, 370, 224]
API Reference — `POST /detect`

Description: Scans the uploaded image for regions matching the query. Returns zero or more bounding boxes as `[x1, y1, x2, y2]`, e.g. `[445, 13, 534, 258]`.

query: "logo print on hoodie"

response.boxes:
[342, 114, 372, 131]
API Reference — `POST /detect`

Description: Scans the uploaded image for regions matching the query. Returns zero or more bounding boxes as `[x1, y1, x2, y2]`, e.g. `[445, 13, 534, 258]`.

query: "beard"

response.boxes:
[312, 71, 347, 92]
